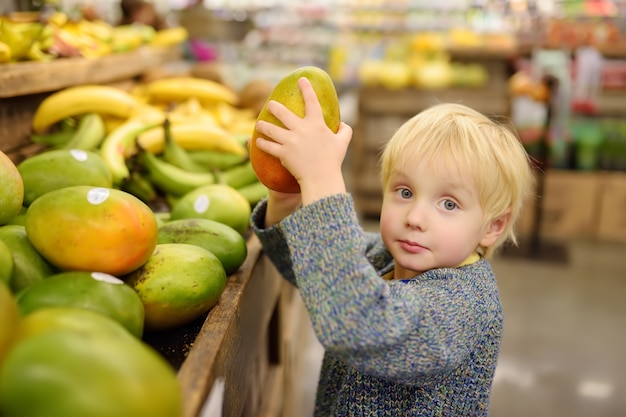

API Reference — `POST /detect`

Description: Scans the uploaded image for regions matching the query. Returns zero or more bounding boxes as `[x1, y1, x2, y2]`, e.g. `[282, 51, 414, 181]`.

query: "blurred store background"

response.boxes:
[1, 1, 625, 416]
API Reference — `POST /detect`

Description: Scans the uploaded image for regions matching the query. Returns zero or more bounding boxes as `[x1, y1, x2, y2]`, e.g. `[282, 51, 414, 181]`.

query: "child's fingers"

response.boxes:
[255, 136, 282, 157]
[256, 120, 288, 144]
[298, 77, 323, 120]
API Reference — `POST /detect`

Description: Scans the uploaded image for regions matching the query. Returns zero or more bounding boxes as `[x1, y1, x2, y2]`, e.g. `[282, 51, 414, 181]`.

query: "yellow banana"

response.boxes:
[100, 117, 160, 185]
[137, 123, 247, 156]
[150, 26, 188, 47]
[0, 42, 11, 62]
[32, 85, 141, 134]
[145, 77, 238, 105]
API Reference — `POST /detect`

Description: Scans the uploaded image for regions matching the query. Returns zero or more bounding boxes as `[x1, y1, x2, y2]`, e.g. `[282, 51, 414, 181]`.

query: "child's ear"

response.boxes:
[480, 210, 511, 248]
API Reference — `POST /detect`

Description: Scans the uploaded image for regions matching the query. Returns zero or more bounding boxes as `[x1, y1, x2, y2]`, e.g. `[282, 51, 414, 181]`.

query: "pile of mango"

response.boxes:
[0, 72, 275, 417]
[0, 10, 187, 63]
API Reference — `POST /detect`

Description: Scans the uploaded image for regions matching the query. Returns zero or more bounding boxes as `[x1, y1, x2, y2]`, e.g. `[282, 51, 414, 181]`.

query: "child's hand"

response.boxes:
[254, 77, 352, 205]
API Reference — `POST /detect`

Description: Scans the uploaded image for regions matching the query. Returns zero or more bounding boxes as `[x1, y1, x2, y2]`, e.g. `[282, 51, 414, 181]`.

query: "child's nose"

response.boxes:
[405, 202, 428, 230]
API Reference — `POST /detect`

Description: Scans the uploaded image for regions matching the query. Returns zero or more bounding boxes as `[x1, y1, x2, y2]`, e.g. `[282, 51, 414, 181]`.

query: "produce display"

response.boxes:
[0, 10, 188, 63]
[0, 68, 276, 415]
[250, 66, 341, 193]
[355, 31, 492, 90]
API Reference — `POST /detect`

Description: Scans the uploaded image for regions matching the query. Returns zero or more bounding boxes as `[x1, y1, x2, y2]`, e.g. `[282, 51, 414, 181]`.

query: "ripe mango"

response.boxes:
[25, 186, 158, 276]
[249, 66, 341, 193]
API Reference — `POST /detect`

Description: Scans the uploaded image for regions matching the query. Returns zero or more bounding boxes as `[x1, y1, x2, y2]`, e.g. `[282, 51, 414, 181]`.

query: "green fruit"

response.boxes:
[16, 307, 136, 342]
[169, 184, 251, 236]
[16, 271, 145, 338]
[0, 320, 182, 417]
[6, 206, 27, 226]
[124, 243, 227, 331]
[0, 283, 20, 366]
[0, 150, 24, 225]
[0, 239, 14, 285]
[0, 225, 55, 293]
[158, 218, 247, 275]
[17, 149, 113, 206]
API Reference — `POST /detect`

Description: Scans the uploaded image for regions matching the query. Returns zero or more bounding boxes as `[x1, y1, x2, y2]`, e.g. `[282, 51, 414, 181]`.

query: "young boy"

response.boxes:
[251, 77, 534, 416]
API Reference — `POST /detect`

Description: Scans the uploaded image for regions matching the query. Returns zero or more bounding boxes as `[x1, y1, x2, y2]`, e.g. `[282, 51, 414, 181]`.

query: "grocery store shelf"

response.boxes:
[0, 45, 182, 98]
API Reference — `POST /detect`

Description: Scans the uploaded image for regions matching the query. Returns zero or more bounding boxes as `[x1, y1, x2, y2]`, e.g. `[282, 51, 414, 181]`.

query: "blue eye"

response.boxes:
[397, 188, 412, 199]
[441, 199, 457, 210]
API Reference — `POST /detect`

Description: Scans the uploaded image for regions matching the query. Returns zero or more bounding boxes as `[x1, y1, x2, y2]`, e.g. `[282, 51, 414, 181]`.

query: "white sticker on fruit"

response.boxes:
[193, 195, 210, 214]
[86, 187, 110, 205]
[69, 149, 88, 161]
[91, 272, 124, 285]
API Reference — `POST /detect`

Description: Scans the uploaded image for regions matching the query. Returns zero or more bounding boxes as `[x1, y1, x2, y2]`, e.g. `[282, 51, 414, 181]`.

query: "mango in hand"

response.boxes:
[249, 66, 341, 193]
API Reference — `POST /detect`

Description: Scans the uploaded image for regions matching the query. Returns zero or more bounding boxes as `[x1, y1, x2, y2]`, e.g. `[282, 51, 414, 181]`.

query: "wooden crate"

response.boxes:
[596, 173, 626, 243]
[516, 170, 603, 240]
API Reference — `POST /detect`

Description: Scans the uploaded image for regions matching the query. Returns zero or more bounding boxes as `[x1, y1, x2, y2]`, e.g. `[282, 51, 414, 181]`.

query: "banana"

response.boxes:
[161, 116, 206, 173]
[100, 118, 159, 185]
[62, 113, 106, 151]
[215, 160, 259, 189]
[32, 85, 141, 134]
[120, 169, 158, 204]
[150, 26, 188, 47]
[138, 148, 216, 196]
[137, 123, 247, 156]
[30, 130, 75, 147]
[236, 180, 268, 207]
[188, 150, 248, 171]
[145, 77, 238, 105]
[0, 41, 12, 63]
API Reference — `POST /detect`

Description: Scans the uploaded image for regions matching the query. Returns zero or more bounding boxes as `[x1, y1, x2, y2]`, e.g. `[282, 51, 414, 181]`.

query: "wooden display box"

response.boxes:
[596, 173, 626, 243]
[516, 170, 603, 239]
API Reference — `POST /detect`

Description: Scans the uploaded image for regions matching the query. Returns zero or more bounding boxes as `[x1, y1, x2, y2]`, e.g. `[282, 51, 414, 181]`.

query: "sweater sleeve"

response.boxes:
[254, 194, 489, 384]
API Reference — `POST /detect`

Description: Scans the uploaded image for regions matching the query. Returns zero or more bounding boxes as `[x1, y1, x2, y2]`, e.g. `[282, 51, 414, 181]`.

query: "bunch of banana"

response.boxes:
[29, 113, 106, 151]
[150, 27, 188, 48]
[32, 85, 142, 134]
[0, 18, 55, 62]
[114, 115, 267, 207]
[144, 77, 239, 106]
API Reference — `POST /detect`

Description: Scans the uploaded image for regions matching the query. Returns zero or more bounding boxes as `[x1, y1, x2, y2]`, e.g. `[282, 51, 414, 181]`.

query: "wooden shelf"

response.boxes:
[0, 45, 181, 98]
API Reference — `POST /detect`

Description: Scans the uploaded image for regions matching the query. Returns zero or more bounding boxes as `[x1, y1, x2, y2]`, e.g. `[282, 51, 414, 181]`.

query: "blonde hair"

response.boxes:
[379, 103, 535, 258]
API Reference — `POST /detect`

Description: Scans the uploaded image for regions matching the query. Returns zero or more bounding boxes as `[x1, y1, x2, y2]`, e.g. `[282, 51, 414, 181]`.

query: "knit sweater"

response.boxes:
[251, 194, 503, 416]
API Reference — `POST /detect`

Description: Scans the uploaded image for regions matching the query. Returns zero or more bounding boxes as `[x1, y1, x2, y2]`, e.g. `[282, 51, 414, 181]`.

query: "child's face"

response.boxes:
[380, 159, 493, 279]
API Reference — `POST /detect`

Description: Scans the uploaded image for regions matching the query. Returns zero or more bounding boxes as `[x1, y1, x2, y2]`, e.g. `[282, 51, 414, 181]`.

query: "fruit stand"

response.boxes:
[0, 46, 312, 417]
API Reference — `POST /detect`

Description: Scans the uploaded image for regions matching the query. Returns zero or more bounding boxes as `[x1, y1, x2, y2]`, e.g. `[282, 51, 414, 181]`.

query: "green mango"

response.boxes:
[17, 149, 112, 206]
[124, 243, 227, 331]
[0, 225, 55, 294]
[158, 218, 247, 275]
[16, 271, 145, 339]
